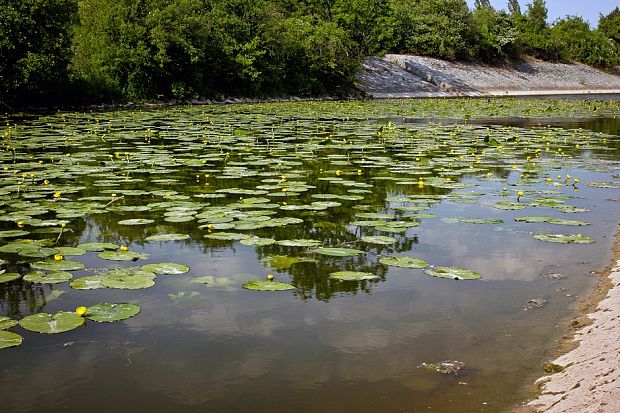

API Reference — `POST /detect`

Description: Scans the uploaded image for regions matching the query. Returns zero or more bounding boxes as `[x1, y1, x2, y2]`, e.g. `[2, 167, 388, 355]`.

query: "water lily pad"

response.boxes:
[442, 217, 503, 224]
[532, 233, 595, 244]
[30, 259, 85, 271]
[77, 242, 120, 251]
[70, 275, 105, 290]
[380, 256, 428, 268]
[0, 230, 30, 238]
[263, 255, 317, 270]
[98, 250, 148, 261]
[54, 247, 87, 256]
[145, 233, 190, 242]
[85, 303, 141, 322]
[276, 239, 322, 247]
[18, 246, 59, 258]
[140, 262, 189, 275]
[118, 219, 155, 225]
[493, 201, 526, 210]
[329, 271, 379, 281]
[243, 280, 295, 291]
[424, 267, 481, 280]
[101, 273, 155, 289]
[24, 271, 73, 284]
[0, 273, 21, 283]
[204, 232, 252, 241]
[239, 237, 277, 246]
[313, 247, 365, 257]
[19, 311, 84, 334]
[0, 316, 17, 330]
[0, 330, 23, 349]
[361, 235, 397, 245]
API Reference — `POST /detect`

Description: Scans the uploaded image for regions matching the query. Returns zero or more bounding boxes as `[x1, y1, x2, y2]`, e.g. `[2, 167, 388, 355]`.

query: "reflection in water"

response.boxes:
[0, 103, 619, 413]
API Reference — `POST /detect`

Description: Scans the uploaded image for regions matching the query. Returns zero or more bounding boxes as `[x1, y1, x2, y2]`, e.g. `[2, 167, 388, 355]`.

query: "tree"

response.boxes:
[598, 7, 620, 44]
[0, 0, 78, 107]
[507, 0, 521, 16]
[474, 0, 492, 10]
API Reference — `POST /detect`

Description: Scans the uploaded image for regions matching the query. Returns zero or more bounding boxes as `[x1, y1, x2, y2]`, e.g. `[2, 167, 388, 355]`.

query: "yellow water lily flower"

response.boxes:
[54, 254, 64, 261]
[75, 306, 87, 317]
[266, 274, 274, 281]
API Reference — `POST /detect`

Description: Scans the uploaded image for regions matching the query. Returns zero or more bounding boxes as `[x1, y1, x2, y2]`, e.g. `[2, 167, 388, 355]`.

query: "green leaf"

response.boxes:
[98, 250, 149, 261]
[0, 273, 21, 283]
[118, 219, 155, 225]
[19, 311, 85, 334]
[532, 233, 595, 244]
[86, 303, 141, 322]
[360, 235, 397, 245]
[140, 262, 189, 275]
[70, 275, 105, 290]
[31, 260, 85, 271]
[243, 280, 295, 291]
[77, 242, 119, 251]
[145, 233, 190, 242]
[24, 271, 73, 284]
[0, 330, 23, 349]
[424, 267, 481, 280]
[380, 256, 428, 268]
[313, 247, 365, 257]
[0, 316, 18, 330]
[329, 271, 379, 281]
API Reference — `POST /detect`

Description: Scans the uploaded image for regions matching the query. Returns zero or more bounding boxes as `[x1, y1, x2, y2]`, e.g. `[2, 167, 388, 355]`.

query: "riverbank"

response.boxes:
[514, 232, 620, 412]
[357, 55, 620, 98]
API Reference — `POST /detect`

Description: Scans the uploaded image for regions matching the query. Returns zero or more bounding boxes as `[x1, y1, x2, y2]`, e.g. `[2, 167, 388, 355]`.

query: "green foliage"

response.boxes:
[550, 16, 619, 67]
[0, 0, 77, 107]
[391, 0, 472, 60]
[470, 8, 519, 60]
[598, 7, 620, 44]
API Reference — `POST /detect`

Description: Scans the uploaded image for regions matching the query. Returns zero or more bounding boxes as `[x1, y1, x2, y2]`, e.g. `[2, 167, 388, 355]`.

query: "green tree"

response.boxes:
[470, 7, 519, 60]
[391, 0, 472, 60]
[598, 7, 620, 44]
[0, 0, 77, 107]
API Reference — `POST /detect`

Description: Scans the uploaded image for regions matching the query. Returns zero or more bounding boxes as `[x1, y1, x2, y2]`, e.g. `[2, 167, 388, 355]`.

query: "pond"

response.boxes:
[1, 98, 619, 412]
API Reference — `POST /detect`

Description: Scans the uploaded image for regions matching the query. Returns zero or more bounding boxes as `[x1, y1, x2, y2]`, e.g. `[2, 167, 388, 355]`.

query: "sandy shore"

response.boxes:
[514, 235, 620, 413]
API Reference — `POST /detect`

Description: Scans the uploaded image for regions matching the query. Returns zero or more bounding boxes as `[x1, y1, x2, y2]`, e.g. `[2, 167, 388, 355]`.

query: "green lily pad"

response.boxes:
[98, 250, 149, 261]
[77, 242, 120, 251]
[0, 316, 18, 330]
[24, 271, 73, 284]
[54, 247, 87, 256]
[424, 267, 481, 280]
[243, 280, 295, 291]
[263, 255, 317, 270]
[145, 233, 190, 242]
[360, 235, 397, 245]
[0, 273, 21, 283]
[31, 260, 85, 271]
[380, 256, 428, 268]
[493, 201, 526, 210]
[85, 303, 141, 322]
[313, 247, 365, 257]
[0, 330, 23, 349]
[276, 239, 322, 247]
[70, 275, 105, 290]
[101, 273, 155, 289]
[118, 219, 155, 225]
[0, 230, 30, 238]
[19, 311, 85, 334]
[140, 262, 190, 275]
[18, 246, 59, 258]
[329, 271, 379, 281]
[204, 232, 252, 241]
[442, 217, 503, 224]
[532, 233, 595, 244]
[239, 237, 277, 246]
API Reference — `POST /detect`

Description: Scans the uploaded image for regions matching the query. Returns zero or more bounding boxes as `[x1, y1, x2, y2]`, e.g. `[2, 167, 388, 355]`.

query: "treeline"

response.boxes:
[1, 0, 619, 108]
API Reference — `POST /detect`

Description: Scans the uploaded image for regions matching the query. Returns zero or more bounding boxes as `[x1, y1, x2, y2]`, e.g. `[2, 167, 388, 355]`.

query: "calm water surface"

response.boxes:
[1, 100, 619, 412]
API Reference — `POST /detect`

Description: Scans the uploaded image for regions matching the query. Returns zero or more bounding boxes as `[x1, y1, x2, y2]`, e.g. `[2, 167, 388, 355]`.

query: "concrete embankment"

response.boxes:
[357, 55, 620, 98]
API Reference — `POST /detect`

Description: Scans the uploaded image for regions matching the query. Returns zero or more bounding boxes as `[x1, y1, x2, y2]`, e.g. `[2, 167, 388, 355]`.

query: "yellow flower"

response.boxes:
[266, 274, 274, 281]
[16, 221, 24, 228]
[54, 254, 64, 261]
[75, 306, 87, 317]
[53, 191, 61, 198]
[517, 191, 524, 197]
[43, 179, 49, 185]
[119, 246, 128, 252]
[335, 170, 341, 176]
[574, 178, 580, 183]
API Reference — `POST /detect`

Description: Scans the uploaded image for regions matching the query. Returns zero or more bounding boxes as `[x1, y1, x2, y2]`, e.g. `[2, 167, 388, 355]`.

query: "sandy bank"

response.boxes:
[357, 55, 620, 98]
[515, 252, 620, 413]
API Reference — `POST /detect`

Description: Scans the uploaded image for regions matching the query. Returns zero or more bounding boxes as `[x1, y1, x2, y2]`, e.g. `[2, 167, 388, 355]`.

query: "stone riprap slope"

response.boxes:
[357, 55, 620, 98]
